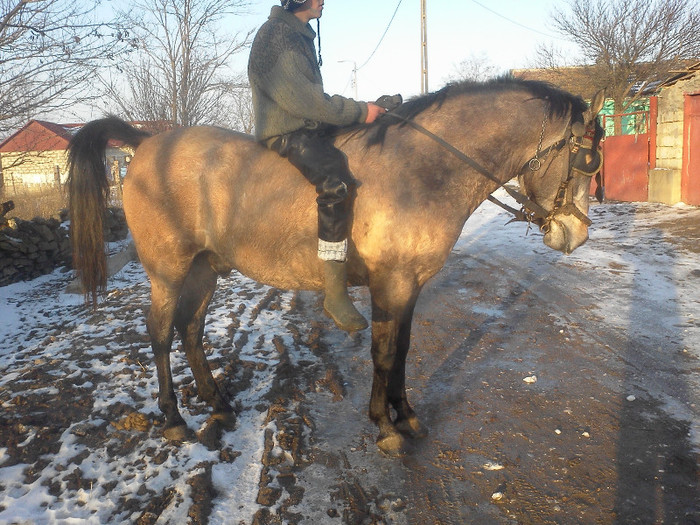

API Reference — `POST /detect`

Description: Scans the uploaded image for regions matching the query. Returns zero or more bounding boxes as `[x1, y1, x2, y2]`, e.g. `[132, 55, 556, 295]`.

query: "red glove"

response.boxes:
[365, 102, 387, 124]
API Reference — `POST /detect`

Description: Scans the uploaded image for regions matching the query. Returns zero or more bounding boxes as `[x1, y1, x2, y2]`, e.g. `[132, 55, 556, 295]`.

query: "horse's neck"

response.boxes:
[392, 110, 521, 213]
[343, 95, 568, 228]
[410, 97, 567, 195]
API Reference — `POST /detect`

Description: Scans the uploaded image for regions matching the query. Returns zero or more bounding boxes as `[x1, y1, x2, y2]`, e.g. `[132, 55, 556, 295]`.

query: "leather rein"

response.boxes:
[388, 112, 603, 232]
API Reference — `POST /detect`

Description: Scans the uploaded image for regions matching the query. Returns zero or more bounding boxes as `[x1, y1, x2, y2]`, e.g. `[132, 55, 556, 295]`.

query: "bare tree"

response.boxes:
[221, 78, 254, 134]
[446, 52, 500, 84]
[102, 0, 252, 128]
[531, 43, 570, 70]
[548, 0, 700, 116]
[0, 0, 131, 138]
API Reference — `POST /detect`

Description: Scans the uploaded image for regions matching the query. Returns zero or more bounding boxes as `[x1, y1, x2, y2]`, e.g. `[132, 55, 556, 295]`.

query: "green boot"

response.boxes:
[323, 260, 368, 332]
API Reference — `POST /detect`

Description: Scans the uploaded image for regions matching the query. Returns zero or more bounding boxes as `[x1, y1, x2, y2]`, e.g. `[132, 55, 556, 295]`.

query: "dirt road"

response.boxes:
[1, 200, 699, 524]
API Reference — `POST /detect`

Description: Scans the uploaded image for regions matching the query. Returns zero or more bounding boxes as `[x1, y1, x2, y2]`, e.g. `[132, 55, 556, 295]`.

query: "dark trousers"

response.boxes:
[270, 131, 355, 243]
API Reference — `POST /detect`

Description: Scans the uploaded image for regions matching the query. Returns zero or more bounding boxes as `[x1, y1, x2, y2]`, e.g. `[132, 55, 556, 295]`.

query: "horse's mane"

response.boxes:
[363, 75, 589, 148]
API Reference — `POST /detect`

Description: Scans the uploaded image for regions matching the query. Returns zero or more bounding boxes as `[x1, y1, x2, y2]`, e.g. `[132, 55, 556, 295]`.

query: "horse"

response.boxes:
[67, 77, 605, 456]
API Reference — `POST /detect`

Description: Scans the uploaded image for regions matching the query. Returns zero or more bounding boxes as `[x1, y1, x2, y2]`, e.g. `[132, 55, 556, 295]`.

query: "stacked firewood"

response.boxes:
[0, 207, 128, 287]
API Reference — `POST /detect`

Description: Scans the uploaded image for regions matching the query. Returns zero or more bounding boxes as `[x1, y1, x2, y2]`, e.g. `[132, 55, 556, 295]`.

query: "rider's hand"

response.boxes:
[365, 103, 387, 124]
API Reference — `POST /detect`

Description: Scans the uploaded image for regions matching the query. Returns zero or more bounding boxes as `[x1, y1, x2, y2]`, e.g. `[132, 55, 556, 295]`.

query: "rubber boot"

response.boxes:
[323, 261, 368, 332]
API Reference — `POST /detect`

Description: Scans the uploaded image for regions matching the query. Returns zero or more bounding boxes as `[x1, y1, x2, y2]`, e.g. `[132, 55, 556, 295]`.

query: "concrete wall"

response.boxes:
[0, 150, 68, 192]
[648, 168, 682, 204]
[650, 74, 700, 204]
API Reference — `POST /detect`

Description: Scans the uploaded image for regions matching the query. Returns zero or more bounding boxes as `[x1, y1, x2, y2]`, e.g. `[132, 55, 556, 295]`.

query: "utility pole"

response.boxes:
[420, 0, 428, 94]
[339, 60, 358, 99]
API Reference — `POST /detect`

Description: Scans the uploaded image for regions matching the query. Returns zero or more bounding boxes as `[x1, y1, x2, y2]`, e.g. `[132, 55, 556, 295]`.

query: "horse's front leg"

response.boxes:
[369, 314, 406, 455]
[389, 301, 429, 440]
[369, 284, 422, 455]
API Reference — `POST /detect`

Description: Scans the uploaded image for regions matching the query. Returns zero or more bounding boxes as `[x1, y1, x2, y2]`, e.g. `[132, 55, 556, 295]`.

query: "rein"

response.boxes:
[397, 117, 552, 223]
[384, 111, 601, 230]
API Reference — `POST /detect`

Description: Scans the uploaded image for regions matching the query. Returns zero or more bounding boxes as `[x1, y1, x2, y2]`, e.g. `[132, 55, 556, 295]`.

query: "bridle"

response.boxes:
[519, 115, 603, 234]
[390, 111, 603, 233]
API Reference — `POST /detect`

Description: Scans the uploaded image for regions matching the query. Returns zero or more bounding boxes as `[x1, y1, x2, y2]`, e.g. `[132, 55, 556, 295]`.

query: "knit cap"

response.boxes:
[281, 0, 306, 10]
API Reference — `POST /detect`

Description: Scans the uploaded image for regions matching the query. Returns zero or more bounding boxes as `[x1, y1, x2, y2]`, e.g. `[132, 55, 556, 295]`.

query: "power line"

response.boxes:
[357, 0, 404, 70]
[469, 0, 564, 40]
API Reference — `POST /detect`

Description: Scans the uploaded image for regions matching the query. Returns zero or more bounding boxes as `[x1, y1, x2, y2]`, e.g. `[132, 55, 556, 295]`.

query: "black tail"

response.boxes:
[67, 117, 151, 305]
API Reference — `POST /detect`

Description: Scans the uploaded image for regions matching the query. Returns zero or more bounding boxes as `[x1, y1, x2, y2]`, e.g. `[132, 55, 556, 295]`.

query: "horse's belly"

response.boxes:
[222, 239, 325, 291]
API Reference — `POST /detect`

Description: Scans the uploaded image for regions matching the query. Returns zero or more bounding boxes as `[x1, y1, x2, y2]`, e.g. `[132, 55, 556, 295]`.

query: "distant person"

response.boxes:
[248, 0, 387, 332]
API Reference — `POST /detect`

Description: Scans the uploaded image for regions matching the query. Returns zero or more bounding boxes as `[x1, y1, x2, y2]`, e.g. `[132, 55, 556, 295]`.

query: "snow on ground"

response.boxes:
[455, 194, 700, 445]
[458, 196, 700, 364]
[0, 192, 698, 523]
[0, 239, 314, 523]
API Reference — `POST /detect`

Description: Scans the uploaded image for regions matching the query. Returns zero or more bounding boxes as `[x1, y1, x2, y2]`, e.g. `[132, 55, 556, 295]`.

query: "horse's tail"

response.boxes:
[67, 116, 151, 306]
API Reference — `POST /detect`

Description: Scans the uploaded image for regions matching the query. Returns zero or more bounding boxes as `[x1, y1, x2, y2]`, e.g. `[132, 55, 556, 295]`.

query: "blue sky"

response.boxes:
[56, 0, 581, 123]
[232, 0, 581, 101]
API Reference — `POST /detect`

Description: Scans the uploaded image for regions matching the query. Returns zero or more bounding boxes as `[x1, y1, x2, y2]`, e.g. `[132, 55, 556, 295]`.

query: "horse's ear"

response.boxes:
[585, 89, 605, 122]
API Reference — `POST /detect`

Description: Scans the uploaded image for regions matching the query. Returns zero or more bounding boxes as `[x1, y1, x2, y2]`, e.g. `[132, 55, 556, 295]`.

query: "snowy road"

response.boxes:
[1, 195, 699, 523]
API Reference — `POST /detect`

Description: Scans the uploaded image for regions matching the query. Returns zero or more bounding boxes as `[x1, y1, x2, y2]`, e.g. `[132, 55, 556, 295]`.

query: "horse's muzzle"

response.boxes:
[542, 215, 589, 255]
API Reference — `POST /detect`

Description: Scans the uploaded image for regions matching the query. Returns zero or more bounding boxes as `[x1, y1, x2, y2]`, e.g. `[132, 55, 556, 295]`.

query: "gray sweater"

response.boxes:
[248, 6, 368, 143]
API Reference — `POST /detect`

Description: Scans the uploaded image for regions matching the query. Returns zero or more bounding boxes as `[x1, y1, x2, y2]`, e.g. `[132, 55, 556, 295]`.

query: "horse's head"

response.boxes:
[518, 90, 605, 254]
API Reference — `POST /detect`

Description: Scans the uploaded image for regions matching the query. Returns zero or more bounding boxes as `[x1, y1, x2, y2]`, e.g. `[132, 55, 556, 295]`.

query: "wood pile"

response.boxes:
[0, 208, 128, 287]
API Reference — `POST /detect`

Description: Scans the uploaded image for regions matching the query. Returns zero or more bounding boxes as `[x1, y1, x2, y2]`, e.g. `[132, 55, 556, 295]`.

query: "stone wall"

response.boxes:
[0, 150, 68, 192]
[0, 208, 128, 287]
[0, 147, 130, 195]
[656, 77, 700, 171]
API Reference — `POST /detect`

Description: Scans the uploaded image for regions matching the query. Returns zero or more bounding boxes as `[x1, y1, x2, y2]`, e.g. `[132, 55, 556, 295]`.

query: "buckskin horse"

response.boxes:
[68, 77, 604, 455]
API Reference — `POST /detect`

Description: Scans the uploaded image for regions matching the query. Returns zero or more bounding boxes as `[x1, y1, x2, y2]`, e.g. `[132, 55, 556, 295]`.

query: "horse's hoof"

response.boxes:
[395, 417, 429, 439]
[211, 410, 236, 430]
[198, 419, 223, 450]
[163, 424, 192, 442]
[377, 432, 409, 457]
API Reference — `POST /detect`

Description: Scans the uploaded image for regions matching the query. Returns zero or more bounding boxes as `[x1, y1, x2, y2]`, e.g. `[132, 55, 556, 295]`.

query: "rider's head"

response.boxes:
[282, 0, 323, 25]
[281, 0, 323, 64]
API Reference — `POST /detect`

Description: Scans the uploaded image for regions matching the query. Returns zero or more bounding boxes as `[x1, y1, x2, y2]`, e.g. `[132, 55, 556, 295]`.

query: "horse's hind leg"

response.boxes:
[148, 280, 189, 441]
[174, 254, 235, 427]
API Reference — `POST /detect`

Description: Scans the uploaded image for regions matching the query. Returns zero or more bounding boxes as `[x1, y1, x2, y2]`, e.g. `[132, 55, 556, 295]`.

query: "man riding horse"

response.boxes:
[248, 0, 387, 332]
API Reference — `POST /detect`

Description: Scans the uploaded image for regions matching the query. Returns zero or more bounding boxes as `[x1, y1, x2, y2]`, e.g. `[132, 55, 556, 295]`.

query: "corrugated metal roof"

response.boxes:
[0, 119, 177, 154]
[512, 61, 700, 98]
[658, 61, 700, 88]
[511, 66, 600, 98]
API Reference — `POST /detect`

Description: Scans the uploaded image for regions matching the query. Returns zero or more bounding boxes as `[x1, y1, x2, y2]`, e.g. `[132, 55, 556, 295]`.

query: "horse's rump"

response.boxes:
[123, 126, 329, 290]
